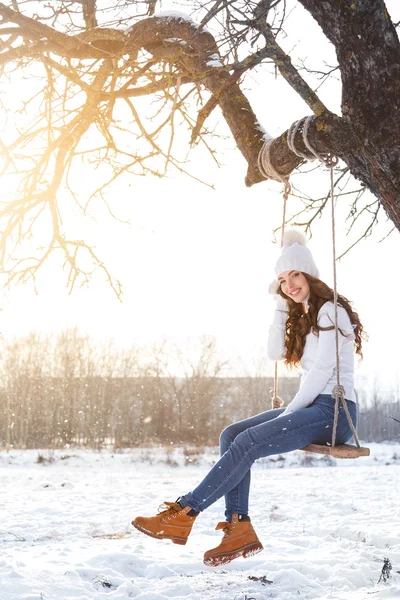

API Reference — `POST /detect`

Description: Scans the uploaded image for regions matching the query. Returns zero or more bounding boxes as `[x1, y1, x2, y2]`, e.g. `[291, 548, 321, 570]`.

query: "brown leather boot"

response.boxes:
[203, 514, 263, 566]
[132, 502, 197, 546]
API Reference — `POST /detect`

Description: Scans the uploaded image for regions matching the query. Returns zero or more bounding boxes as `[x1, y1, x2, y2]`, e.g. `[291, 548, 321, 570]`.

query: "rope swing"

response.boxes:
[259, 117, 370, 459]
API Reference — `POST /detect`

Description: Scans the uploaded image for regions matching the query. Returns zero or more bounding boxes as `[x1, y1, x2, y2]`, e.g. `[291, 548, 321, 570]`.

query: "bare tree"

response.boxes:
[168, 336, 230, 443]
[0, 1, 399, 293]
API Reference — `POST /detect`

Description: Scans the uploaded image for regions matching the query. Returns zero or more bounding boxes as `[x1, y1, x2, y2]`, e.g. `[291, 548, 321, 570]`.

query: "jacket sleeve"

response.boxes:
[267, 300, 288, 361]
[281, 304, 353, 414]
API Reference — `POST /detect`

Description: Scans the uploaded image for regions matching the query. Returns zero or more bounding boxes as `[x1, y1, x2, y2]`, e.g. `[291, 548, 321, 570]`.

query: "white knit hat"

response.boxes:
[268, 229, 319, 294]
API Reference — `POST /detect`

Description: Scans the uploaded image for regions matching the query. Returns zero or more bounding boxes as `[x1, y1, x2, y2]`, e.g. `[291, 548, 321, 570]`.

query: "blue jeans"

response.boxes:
[180, 394, 357, 520]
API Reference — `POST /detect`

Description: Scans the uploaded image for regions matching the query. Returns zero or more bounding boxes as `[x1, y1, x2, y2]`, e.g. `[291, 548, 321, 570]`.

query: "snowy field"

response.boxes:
[1, 444, 399, 600]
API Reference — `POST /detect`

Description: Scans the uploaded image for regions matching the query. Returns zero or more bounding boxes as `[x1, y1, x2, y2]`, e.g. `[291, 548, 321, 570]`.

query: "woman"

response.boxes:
[132, 230, 365, 567]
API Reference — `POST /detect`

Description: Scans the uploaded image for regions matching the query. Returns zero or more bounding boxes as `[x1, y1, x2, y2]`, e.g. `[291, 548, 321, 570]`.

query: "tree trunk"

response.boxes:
[295, 0, 400, 229]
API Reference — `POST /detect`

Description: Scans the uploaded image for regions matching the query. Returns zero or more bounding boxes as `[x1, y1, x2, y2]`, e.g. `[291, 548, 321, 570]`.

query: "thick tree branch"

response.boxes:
[246, 113, 358, 186]
[126, 16, 353, 186]
[190, 49, 273, 146]
[126, 16, 267, 184]
[190, 26, 328, 147]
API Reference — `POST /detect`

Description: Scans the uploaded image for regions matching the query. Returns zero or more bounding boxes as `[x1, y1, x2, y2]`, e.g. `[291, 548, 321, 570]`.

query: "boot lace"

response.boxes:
[223, 524, 233, 538]
[216, 521, 233, 538]
[157, 501, 182, 519]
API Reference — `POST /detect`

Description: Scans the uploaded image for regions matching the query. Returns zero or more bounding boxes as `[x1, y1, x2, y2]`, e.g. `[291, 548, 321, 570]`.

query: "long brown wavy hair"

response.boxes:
[278, 273, 365, 368]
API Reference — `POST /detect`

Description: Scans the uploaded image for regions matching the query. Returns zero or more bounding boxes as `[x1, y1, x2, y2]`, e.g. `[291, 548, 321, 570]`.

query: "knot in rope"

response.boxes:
[332, 385, 346, 401]
[325, 154, 339, 168]
[271, 394, 285, 409]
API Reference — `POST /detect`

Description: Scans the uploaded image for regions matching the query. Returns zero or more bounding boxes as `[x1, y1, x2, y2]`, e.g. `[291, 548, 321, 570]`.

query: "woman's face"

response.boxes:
[278, 270, 310, 303]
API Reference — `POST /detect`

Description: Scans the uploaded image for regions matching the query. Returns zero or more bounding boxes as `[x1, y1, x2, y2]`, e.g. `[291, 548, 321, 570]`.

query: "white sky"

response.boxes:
[0, 1, 399, 384]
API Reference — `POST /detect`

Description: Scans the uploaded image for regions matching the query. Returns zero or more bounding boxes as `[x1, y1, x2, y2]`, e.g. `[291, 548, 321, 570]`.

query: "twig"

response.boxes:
[0, 529, 26, 542]
[378, 557, 392, 583]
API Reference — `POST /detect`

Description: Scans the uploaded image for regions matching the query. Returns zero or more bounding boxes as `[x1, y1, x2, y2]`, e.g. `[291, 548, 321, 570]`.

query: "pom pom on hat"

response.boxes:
[281, 229, 307, 247]
[268, 228, 319, 295]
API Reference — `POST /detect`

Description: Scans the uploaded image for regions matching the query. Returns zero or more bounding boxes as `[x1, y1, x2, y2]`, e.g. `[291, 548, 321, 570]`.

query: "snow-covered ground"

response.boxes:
[1, 444, 399, 600]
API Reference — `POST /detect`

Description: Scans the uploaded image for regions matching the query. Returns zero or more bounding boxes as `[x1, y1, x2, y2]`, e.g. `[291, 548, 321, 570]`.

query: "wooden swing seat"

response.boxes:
[301, 443, 370, 459]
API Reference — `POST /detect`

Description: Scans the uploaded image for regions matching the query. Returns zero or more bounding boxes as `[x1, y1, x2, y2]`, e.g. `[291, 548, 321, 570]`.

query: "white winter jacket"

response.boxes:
[267, 300, 356, 414]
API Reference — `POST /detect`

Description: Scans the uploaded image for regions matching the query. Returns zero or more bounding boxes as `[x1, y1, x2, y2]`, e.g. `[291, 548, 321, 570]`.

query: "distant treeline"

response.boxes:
[0, 330, 398, 448]
[1, 374, 300, 448]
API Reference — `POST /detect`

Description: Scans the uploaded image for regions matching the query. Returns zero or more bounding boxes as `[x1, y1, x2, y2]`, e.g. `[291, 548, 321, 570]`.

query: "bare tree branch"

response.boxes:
[82, 0, 98, 29]
[0, 1, 398, 295]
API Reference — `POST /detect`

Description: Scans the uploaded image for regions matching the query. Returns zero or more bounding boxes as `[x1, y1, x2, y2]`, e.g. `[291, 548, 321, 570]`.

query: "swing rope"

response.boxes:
[328, 162, 361, 449]
[258, 137, 290, 409]
[258, 116, 363, 450]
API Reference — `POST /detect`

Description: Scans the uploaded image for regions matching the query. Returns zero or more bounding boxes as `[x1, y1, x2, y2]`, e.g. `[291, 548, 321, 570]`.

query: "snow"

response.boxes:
[155, 11, 198, 27]
[206, 59, 223, 68]
[206, 53, 223, 68]
[164, 38, 188, 47]
[261, 127, 273, 140]
[124, 11, 208, 37]
[1, 445, 399, 600]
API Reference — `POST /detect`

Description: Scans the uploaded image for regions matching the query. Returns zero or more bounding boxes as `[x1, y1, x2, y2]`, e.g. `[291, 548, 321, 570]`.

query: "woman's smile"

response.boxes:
[289, 287, 301, 297]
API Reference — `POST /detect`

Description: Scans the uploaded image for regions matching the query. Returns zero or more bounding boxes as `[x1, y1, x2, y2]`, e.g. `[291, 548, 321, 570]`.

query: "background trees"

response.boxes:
[0, 331, 397, 448]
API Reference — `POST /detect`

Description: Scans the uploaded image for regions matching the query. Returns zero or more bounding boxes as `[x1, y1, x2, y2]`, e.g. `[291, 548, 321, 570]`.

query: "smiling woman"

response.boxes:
[268, 229, 364, 391]
[132, 228, 369, 567]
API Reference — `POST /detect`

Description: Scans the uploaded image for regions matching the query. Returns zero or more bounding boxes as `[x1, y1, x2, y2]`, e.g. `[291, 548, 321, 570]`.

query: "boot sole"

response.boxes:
[132, 520, 188, 545]
[204, 540, 263, 567]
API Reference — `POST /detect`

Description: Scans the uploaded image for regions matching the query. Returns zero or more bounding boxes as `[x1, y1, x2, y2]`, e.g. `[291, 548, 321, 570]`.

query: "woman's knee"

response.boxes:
[231, 429, 256, 453]
[220, 422, 240, 449]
